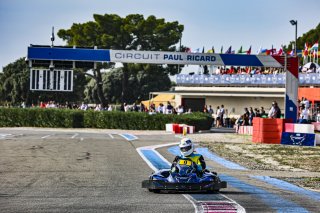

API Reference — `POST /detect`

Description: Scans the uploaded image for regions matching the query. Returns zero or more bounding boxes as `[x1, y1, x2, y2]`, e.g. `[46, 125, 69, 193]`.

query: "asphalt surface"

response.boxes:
[1, 128, 320, 213]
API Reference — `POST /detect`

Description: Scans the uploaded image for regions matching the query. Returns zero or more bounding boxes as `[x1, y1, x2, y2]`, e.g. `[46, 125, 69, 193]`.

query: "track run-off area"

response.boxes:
[0, 128, 319, 213]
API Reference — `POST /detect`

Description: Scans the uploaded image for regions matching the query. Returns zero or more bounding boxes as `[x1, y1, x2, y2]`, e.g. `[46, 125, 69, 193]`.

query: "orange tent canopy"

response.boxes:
[141, 94, 175, 108]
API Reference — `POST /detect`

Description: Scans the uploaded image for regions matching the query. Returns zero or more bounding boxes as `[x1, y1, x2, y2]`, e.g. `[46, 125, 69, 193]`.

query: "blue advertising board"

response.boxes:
[281, 132, 316, 146]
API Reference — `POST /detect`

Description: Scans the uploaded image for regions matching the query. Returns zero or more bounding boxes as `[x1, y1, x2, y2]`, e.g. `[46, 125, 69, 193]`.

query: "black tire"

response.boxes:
[148, 189, 161, 193]
[207, 189, 219, 193]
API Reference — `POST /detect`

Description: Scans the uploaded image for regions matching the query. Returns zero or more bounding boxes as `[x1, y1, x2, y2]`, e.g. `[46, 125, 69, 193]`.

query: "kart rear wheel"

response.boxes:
[207, 189, 219, 193]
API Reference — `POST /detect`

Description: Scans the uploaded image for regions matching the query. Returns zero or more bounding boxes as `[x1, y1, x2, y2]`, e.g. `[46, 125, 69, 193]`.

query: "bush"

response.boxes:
[0, 108, 213, 131]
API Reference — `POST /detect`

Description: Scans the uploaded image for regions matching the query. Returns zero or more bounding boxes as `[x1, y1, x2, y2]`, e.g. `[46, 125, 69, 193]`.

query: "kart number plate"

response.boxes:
[178, 160, 192, 166]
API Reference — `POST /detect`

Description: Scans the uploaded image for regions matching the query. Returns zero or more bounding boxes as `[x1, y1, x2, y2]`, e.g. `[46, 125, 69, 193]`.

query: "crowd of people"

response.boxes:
[119, 101, 192, 115]
[213, 66, 285, 75]
[21, 97, 319, 127]
[30, 100, 192, 115]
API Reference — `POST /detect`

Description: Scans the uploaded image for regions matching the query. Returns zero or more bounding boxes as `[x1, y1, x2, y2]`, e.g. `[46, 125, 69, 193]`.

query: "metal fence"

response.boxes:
[176, 73, 320, 86]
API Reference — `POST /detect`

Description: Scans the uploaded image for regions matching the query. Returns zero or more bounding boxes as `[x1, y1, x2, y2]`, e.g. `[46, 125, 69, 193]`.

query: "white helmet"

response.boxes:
[179, 138, 194, 157]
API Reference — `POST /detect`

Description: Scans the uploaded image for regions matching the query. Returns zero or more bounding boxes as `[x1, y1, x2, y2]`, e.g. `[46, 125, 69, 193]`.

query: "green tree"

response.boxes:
[84, 65, 171, 104]
[0, 58, 29, 105]
[58, 14, 184, 104]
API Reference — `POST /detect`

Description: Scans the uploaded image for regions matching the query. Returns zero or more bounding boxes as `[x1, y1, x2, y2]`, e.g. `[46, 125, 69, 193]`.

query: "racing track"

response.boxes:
[0, 128, 319, 213]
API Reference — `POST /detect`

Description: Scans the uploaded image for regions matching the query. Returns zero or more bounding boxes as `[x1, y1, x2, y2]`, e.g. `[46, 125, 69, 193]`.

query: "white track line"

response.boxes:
[71, 133, 79, 139]
[108, 134, 114, 139]
[41, 134, 52, 139]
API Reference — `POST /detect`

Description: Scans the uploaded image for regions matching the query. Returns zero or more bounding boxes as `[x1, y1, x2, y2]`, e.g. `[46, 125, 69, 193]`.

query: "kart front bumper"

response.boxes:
[142, 180, 227, 191]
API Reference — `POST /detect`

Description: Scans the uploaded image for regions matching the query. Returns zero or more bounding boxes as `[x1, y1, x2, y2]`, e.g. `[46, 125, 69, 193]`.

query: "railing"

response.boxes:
[176, 73, 320, 86]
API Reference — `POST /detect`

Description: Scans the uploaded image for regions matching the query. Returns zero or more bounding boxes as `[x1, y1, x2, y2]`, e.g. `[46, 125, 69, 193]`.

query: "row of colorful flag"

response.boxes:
[185, 42, 319, 57]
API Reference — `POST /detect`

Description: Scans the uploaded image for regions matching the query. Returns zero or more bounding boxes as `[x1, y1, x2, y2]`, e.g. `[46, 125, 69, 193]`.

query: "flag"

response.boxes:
[287, 49, 294, 56]
[260, 49, 267, 54]
[220, 46, 223, 54]
[265, 47, 276, 55]
[277, 46, 283, 55]
[303, 43, 308, 56]
[185, 47, 191, 53]
[266, 49, 271, 55]
[192, 48, 200, 53]
[237, 46, 243, 54]
[311, 41, 318, 50]
[246, 46, 251, 55]
[207, 46, 215, 53]
[257, 46, 262, 54]
[225, 46, 232, 54]
[202, 46, 205, 53]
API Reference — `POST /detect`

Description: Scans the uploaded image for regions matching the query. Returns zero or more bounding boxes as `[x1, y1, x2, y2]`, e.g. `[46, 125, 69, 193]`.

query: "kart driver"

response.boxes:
[171, 138, 206, 175]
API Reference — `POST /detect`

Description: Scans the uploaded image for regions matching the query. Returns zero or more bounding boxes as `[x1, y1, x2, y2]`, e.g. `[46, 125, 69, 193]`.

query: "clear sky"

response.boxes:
[1, 0, 320, 72]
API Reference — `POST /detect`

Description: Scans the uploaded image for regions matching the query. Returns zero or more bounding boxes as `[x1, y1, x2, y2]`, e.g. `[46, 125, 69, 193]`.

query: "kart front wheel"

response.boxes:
[148, 189, 161, 193]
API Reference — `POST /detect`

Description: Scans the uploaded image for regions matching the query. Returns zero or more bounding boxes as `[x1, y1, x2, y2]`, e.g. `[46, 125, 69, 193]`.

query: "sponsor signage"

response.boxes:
[281, 132, 316, 146]
[109, 50, 224, 65]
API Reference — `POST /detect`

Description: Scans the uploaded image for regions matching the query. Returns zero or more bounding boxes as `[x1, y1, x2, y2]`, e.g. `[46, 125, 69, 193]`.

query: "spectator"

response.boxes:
[149, 103, 156, 112]
[254, 108, 261, 117]
[260, 106, 266, 117]
[268, 101, 281, 118]
[301, 97, 310, 109]
[248, 107, 255, 125]
[298, 104, 309, 123]
[167, 101, 173, 114]
[120, 103, 125, 112]
[208, 105, 214, 114]
[124, 103, 130, 112]
[94, 104, 102, 111]
[107, 105, 113, 111]
[177, 105, 184, 115]
[215, 67, 221, 75]
[79, 102, 88, 110]
[242, 108, 250, 125]
[140, 103, 145, 112]
[203, 105, 208, 113]
[220, 105, 225, 127]
[186, 108, 192, 114]
[157, 103, 164, 113]
[216, 106, 221, 128]
[132, 103, 139, 112]
[39, 101, 46, 108]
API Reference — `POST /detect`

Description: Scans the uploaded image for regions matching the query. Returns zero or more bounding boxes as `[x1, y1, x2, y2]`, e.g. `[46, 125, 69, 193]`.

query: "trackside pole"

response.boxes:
[284, 56, 299, 123]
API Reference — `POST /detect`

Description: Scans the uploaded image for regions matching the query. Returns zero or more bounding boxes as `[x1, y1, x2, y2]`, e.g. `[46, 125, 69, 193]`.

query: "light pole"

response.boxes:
[290, 20, 297, 57]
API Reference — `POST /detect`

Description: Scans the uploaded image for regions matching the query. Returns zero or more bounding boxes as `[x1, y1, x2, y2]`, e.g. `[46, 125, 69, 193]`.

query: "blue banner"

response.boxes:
[281, 132, 316, 146]
[176, 73, 319, 85]
[28, 47, 110, 62]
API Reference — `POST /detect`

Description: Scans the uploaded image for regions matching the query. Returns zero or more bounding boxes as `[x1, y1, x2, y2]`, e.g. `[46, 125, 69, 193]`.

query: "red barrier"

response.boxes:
[252, 118, 292, 144]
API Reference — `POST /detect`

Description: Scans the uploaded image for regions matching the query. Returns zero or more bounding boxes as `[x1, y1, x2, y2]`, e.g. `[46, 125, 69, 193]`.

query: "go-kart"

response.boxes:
[142, 158, 227, 193]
